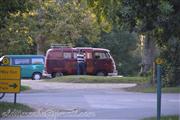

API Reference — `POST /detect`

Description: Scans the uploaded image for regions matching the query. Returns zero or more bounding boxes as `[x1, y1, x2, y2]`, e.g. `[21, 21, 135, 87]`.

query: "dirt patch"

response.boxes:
[21, 79, 136, 91]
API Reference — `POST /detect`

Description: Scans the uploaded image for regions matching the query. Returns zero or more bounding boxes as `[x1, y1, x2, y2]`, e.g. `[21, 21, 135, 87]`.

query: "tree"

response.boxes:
[0, 0, 101, 55]
[94, 29, 140, 75]
[0, 0, 35, 55]
[29, 0, 101, 54]
[0, 0, 33, 28]
[85, 0, 180, 85]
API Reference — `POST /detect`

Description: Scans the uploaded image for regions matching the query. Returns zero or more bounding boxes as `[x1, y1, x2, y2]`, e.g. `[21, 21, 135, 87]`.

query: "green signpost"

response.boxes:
[155, 58, 164, 120]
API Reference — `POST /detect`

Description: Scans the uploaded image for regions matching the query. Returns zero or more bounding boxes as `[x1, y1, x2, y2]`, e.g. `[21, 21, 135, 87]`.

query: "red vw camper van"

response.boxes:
[44, 44, 117, 77]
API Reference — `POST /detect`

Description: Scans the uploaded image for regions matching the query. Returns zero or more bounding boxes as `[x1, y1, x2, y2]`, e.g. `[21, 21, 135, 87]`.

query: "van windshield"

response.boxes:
[32, 58, 44, 64]
[94, 52, 109, 59]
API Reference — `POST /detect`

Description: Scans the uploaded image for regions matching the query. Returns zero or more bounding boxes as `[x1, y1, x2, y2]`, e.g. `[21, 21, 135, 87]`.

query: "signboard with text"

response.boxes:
[0, 66, 21, 93]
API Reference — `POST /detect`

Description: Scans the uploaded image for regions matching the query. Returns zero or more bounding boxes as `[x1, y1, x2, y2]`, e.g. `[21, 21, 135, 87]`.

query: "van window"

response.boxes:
[73, 52, 77, 59]
[14, 58, 30, 65]
[73, 52, 91, 59]
[48, 51, 63, 59]
[86, 52, 92, 59]
[63, 52, 71, 59]
[94, 52, 109, 59]
[32, 58, 44, 64]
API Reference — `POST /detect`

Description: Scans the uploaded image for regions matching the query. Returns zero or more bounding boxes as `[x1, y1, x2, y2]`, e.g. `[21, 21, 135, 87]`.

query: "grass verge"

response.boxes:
[142, 115, 179, 120]
[0, 102, 34, 118]
[45, 75, 147, 83]
[125, 84, 180, 93]
[21, 85, 31, 91]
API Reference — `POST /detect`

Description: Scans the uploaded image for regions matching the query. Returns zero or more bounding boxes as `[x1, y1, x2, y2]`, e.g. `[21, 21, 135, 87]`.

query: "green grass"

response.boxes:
[21, 85, 31, 91]
[125, 84, 180, 93]
[143, 115, 179, 120]
[0, 102, 34, 118]
[44, 75, 179, 93]
[161, 87, 180, 93]
[45, 75, 147, 83]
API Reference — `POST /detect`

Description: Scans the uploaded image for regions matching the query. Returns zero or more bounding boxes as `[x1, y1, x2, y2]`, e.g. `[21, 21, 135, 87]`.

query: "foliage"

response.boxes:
[160, 32, 180, 86]
[29, 0, 101, 54]
[86, 0, 180, 86]
[155, 1, 180, 86]
[0, 0, 33, 28]
[21, 85, 31, 91]
[0, 0, 35, 56]
[93, 28, 140, 76]
[0, 0, 101, 55]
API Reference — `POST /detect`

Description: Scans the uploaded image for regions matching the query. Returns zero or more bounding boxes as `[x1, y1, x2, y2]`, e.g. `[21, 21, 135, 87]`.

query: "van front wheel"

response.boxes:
[51, 72, 63, 78]
[32, 73, 42, 80]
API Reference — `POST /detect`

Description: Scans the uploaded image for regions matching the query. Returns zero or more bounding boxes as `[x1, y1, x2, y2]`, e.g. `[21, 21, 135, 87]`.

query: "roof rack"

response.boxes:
[76, 47, 92, 49]
[51, 43, 72, 48]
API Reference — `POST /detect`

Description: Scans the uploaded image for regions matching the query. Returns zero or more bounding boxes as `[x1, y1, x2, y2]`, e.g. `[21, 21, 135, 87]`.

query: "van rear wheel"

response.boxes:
[56, 72, 63, 77]
[96, 71, 106, 76]
[32, 73, 42, 80]
[51, 73, 56, 78]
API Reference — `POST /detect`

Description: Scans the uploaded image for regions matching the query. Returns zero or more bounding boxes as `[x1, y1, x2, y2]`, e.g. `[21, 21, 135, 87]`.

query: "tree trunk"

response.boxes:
[36, 34, 46, 55]
[140, 33, 156, 76]
[152, 61, 156, 85]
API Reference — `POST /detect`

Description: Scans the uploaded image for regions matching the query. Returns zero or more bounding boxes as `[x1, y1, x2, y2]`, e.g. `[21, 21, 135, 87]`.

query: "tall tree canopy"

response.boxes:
[0, 0, 35, 55]
[31, 0, 101, 54]
[0, 0, 101, 55]
[86, 0, 180, 85]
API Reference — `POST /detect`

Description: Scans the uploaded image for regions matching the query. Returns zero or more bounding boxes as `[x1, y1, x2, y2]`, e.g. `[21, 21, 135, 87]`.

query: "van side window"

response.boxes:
[49, 51, 62, 59]
[86, 52, 92, 59]
[94, 52, 109, 59]
[14, 58, 30, 65]
[32, 58, 44, 64]
[63, 52, 71, 59]
[74, 52, 92, 59]
[73, 52, 77, 59]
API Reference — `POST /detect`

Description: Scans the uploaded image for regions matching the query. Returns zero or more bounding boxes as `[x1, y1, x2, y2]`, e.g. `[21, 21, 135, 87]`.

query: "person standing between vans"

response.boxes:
[77, 50, 86, 75]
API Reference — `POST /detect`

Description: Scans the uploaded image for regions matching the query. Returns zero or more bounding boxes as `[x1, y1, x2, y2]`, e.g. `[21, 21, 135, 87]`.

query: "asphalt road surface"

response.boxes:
[1, 80, 180, 120]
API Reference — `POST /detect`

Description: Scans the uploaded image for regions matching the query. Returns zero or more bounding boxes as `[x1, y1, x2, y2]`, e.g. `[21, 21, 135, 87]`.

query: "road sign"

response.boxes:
[0, 80, 20, 93]
[0, 66, 21, 93]
[2, 57, 10, 65]
[155, 58, 164, 65]
[0, 66, 21, 79]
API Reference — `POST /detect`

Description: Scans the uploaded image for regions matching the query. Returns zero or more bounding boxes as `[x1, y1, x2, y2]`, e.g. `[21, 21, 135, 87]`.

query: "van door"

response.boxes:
[63, 51, 74, 75]
[85, 52, 94, 74]
[73, 51, 94, 75]
[93, 51, 111, 75]
[31, 57, 44, 73]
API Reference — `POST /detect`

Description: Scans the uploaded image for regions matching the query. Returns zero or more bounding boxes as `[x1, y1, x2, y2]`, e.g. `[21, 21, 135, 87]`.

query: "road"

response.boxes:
[1, 80, 180, 120]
